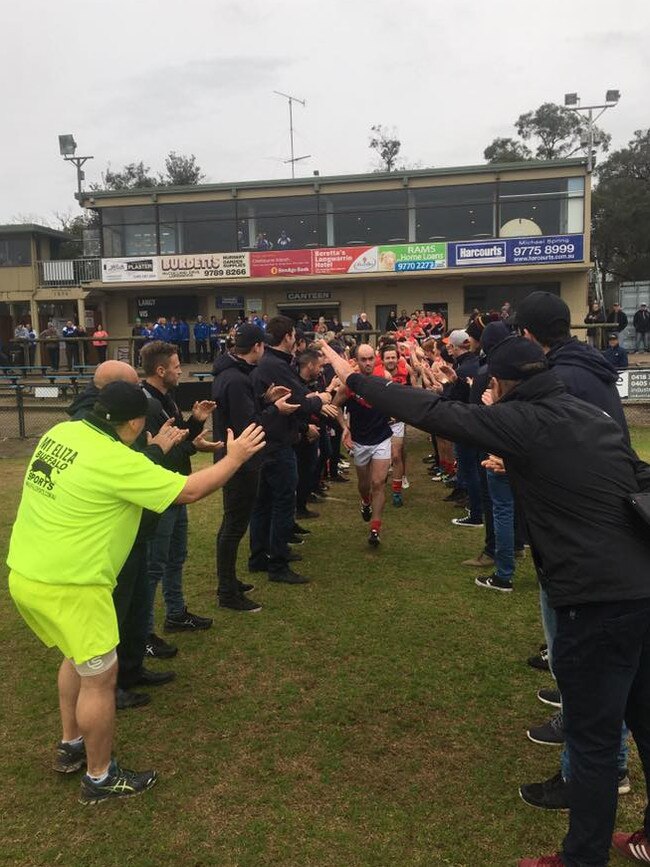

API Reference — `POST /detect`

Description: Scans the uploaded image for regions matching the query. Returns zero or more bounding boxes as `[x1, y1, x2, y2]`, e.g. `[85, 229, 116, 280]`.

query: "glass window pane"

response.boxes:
[238, 195, 318, 217]
[124, 224, 157, 256]
[499, 197, 571, 236]
[415, 204, 494, 242]
[499, 178, 570, 198]
[412, 183, 496, 207]
[0, 237, 31, 266]
[252, 214, 325, 249]
[334, 209, 407, 245]
[180, 220, 237, 254]
[159, 201, 235, 222]
[102, 206, 156, 225]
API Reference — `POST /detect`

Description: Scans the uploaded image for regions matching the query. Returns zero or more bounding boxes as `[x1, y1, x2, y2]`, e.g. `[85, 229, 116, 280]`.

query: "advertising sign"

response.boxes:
[250, 250, 311, 278]
[377, 242, 446, 272]
[102, 257, 159, 282]
[448, 234, 584, 268]
[286, 290, 332, 302]
[217, 295, 245, 309]
[313, 246, 377, 274]
[629, 370, 650, 400]
[159, 253, 249, 280]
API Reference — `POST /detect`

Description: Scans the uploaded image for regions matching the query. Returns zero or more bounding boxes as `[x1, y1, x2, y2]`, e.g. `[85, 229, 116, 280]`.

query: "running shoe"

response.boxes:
[163, 607, 213, 632]
[145, 633, 178, 659]
[401, 476, 410, 489]
[392, 492, 404, 507]
[612, 829, 650, 862]
[368, 529, 380, 547]
[79, 759, 157, 805]
[527, 711, 564, 746]
[537, 688, 561, 708]
[360, 503, 372, 522]
[53, 739, 86, 774]
[451, 516, 484, 528]
[475, 574, 513, 592]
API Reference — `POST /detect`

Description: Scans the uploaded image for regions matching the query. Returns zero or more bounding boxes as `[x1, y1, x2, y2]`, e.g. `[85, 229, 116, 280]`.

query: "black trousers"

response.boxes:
[196, 339, 208, 362]
[295, 440, 319, 510]
[555, 597, 650, 866]
[112, 540, 150, 688]
[217, 467, 260, 599]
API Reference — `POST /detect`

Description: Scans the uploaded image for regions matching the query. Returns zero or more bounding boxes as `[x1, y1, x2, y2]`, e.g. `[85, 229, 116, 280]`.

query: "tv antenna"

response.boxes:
[273, 91, 311, 178]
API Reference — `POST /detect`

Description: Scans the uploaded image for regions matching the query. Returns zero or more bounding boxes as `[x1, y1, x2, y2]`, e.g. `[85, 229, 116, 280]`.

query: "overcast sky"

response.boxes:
[3, 0, 649, 225]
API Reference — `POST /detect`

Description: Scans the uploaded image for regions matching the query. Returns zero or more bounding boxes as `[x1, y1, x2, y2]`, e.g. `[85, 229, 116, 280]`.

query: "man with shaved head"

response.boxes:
[68, 360, 177, 710]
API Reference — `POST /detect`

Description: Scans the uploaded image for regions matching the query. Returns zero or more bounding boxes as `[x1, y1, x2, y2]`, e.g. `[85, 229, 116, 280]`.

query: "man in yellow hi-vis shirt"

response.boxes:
[7, 381, 264, 805]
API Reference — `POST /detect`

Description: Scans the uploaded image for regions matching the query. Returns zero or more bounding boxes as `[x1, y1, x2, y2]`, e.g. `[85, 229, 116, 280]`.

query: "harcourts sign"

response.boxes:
[450, 241, 506, 267]
[448, 234, 584, 268]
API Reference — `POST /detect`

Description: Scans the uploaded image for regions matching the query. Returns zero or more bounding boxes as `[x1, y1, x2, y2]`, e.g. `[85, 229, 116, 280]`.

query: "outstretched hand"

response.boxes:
[148, 418, 189, 454]
[226, 424, 266, 464]
[317, 341, 355, 384]
[191, 400, 217, 422]
[192, 431, 225, 453]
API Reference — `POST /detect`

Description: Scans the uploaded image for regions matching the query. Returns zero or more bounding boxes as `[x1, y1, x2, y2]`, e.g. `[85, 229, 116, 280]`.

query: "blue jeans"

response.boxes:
[636, 332, 649, 352]
[539, 587, 629, 779]
[455, 443, 482, 522]
[147, 504, 188, 629]
[249, 447, 298, 576]
[486, 469, 515, 582]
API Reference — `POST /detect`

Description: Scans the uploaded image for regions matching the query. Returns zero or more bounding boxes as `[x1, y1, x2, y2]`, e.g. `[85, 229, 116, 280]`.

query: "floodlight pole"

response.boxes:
[273, 91, 307, 178]
[563, 98, 619, 173]
[64, 155, 94, 196]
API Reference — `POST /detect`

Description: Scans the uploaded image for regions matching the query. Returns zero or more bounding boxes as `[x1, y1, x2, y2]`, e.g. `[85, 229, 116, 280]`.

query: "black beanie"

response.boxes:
[487, 336, 548, 380]
[94, 381, 149, 423]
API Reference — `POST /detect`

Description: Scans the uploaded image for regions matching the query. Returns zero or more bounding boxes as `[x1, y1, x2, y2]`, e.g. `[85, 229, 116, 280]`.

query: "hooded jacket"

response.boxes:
[546, 338, 629, 441]
[346, 369, 650, 608]
[211, 352, 282, 469]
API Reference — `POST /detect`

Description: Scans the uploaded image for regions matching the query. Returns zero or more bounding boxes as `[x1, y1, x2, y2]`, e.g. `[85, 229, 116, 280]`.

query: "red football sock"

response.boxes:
[361, 496, 371, 506]
[370, 519, 381, 533]
[391, 479, 402, 494]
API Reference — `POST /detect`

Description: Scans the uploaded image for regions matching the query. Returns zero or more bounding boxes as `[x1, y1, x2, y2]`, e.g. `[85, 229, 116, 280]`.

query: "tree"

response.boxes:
[484, 102, 611, 163]
[592, 129, 650, 280]
[55, 210, 100, 259]
[369, 125, 401, 172]
[483, 137, 532, 164]
[163, 151, 205, 186]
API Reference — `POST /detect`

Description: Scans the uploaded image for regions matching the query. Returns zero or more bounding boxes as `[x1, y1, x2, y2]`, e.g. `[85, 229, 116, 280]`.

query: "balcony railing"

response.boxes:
[37, 258, 101, 287]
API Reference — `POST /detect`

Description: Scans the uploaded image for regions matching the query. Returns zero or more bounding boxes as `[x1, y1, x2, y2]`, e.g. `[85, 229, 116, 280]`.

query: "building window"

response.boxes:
[238, 195, 321, 249]
[102, 206, 158, 256]
[464, 281, 561, 314]
[0, 237, 31, 266]
[322, 190, 408, 246]
[498, 177, 584, 236]
[158, 201, 237, 254]
[411, 184, 497, 242]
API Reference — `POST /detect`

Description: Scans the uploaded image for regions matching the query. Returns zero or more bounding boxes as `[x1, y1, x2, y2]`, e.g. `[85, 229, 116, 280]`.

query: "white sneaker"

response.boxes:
[401, 476, 410, 489]
[339, 460, 350, 470]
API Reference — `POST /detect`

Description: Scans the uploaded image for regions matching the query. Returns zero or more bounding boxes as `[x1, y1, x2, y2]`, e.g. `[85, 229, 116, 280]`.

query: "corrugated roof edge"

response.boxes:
[0, 223, 72, 240]
[77, 158, 588, 202]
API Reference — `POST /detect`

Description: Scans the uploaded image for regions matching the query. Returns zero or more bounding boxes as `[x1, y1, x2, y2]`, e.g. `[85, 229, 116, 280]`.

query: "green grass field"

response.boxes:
[1, 428, 649, 867]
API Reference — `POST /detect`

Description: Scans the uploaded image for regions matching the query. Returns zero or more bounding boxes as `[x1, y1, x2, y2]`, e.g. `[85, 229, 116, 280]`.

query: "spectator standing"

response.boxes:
[40, 321, 60, 370]
[92, 325, 109, 363]
[584, 300, 606, 349]
[152, 317, 169, 342]
[277, 230, 292, 249]
[603, 332, 629, 369]
[212, 324, 300, 611]
[168, 317, 181, 353]
[62, 320, 79, 369]
[209, 316, 220, 362]
[193, 315, 210, 363]
[608, 302, 628, 335]
[26, 324, 37, 366]
[633, 302, 650, 352]
[131, 319, 146, 366]
[140, 341, 216, 654]
[178, 318, 190, 363]
[385, 310, 399, 332]
[356, 312, 372, 343]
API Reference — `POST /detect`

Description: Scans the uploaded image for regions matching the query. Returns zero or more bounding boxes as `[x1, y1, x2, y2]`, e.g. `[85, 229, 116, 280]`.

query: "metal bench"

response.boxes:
[1, 364, 52, 377]
[73, 364, 96, 376]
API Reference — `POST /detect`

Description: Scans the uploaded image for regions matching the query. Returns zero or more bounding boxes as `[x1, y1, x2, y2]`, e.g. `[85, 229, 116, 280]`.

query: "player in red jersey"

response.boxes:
[374, 344, 416, 506]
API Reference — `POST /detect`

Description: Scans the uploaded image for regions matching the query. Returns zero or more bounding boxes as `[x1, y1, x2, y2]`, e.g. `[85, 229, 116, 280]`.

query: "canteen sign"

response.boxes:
[448, 234, 584, 268]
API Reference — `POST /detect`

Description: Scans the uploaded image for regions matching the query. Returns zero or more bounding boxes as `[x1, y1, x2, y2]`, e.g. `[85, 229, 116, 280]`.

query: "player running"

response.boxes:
[374, 343, 416, 506]
[333, 343, 393, 547]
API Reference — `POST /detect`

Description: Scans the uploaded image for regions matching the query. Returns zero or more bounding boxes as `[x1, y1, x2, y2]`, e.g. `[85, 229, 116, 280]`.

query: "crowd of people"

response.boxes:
[6, 294, 650, 866]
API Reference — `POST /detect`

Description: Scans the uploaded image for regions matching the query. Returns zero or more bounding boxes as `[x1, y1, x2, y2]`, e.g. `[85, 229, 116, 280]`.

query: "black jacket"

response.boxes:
[633, 309, 650, 333]
[250, 346, 322, 452]
[141, 381, 203, 475]
[546, 338, 629, 441]
[211, 352, 281, 469]
[608, 309, 628, 332]
[445, 351, 480, 403]
[347, 370, 650, 608]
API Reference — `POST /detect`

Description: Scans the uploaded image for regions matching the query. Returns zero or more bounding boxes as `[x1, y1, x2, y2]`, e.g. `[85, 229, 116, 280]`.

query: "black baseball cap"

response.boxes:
[94, 381, 149, 423]
[480, 321, 511, 356]
[512, 291, 570, 335]
[487, 336, 548, 380]
[234, 324, 265, 350]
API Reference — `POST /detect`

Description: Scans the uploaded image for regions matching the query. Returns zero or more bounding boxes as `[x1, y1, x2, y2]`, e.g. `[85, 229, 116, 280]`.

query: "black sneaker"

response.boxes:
[163, 607, 213, 633]
[248, 557, 270, 572]
[116, 688, 151, 711]
[127, 667, 175, 687]
[288, 535, 305, 545]
[53, 739, 86, 774]
[527, 711, 564, 745]
[219, 594, 262, 612]
[538, 687, 561, 708]
[296, 507, 319, 519]
[237, 580, 255, 593]
[422, 453, 436, 464]
[443, 488, 466, 502]
[451, 516, 484, 528]
[328, 474, 349, 483]
[520, 769, 631, 810]
[292, 523, 311, 535]
[361, 503, 372, 522]
[368, 529, 380, 547]
[527, 645, 550, 672]
[145, 633, 178, 659]
[519, 771, 569, 811]
[79, 759, 158, 805]
[269, 569, 310, 585]
[287, 551, 303, 562]
[475, 574, 513, 592]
